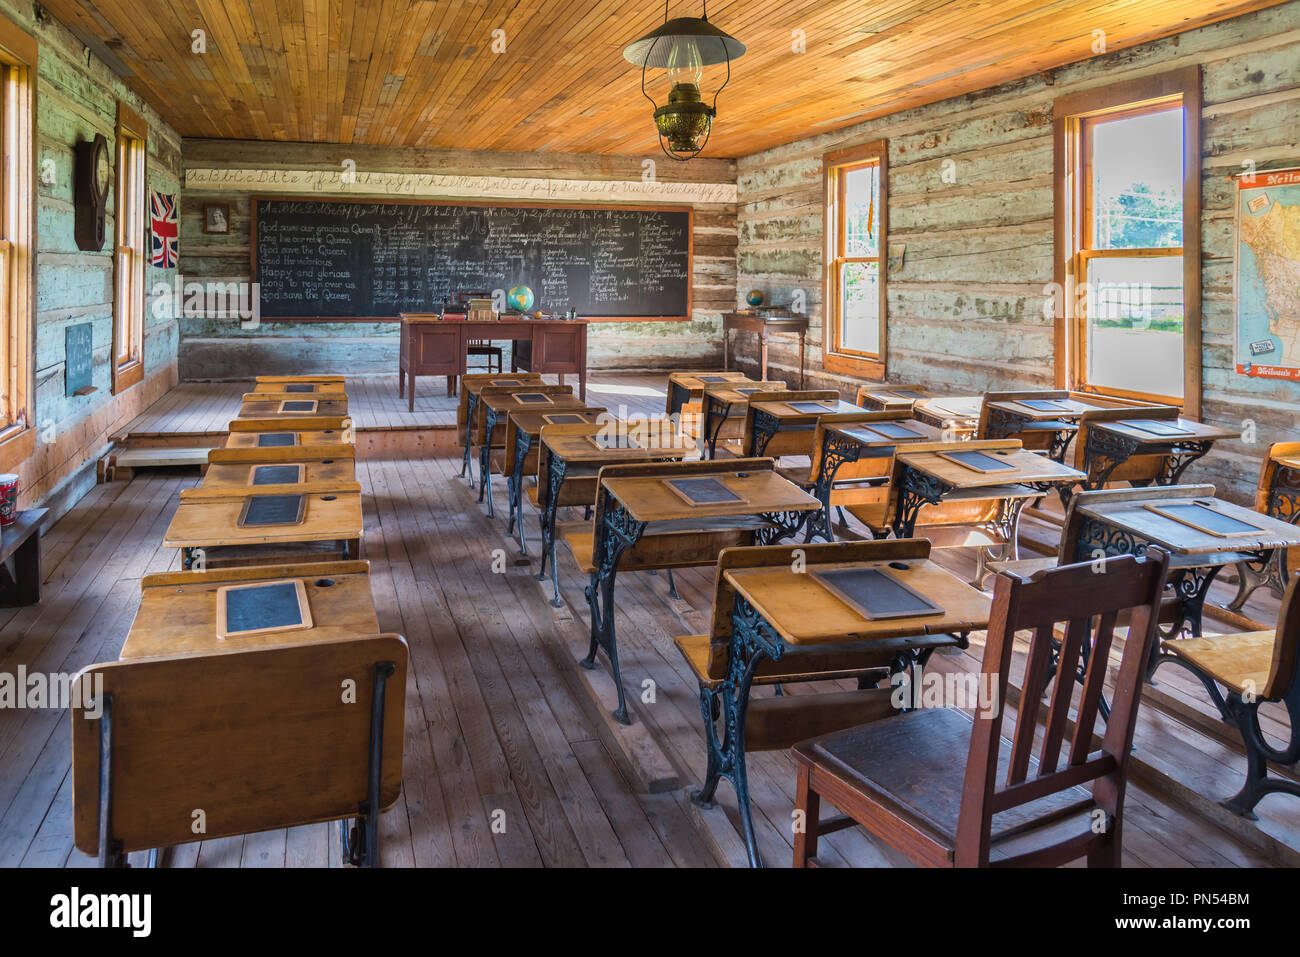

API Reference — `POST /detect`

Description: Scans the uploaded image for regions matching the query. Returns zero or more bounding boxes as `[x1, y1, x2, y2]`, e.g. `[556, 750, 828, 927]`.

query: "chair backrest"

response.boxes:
[705, 538, 932, 680]
[954, 548, 1170, 867]
[977, 390, 1070, 449]
[1257, 440, 1300, 519]
[1071, 405, 1181, 484]
[1054, 483, 1216, 564]
[742, 390, 840, 457]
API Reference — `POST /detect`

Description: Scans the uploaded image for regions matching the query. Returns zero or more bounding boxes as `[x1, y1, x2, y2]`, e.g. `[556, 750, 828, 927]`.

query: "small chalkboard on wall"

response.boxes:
[65, 322, 95, 397]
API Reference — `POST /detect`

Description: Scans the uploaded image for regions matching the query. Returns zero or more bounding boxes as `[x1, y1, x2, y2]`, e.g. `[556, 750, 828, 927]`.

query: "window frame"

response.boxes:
[112, 102, 148, 394]
[1053, 66, 1202, 418]
[822, 139, 888, 378]
[0, 14, 35, 466]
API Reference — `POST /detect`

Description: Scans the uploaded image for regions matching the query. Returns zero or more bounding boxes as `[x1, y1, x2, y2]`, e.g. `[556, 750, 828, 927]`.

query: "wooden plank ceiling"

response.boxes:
[41, 0, 1288, 157]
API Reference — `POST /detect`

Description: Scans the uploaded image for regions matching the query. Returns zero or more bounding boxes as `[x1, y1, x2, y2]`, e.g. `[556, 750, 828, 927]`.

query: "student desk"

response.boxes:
[0, 508, 49, 607]
[717, 553, 991, 866]
[892, 445, 1085, 538]
[1072, 490, 1300, 644]
[747, 397, 866, 457]
[477, 389, 590, 516]
[912, 396, 982, 436]
[458, 373, 546, 482]
[856, 385, 932, 413]
[120, 560, 379, 659]
[666, 371, 752, 420]
[982, 397, 1104, 462]
[536, 428, 694, 605]
[225, 419, 353, 449]
[250, 380, 347, 395]
[589, 465, 820, 722]
[164, 481, 363, 569]
[700, 380, 787, 459]
[1079, 417, 1237, 490]
[502, 406, 606, 553]
[237, 393, 349, 419]
[201, 447, 356, 490]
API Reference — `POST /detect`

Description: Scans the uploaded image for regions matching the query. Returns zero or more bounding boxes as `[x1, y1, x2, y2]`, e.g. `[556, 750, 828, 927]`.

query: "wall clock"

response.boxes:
[74, 132, 111, 251]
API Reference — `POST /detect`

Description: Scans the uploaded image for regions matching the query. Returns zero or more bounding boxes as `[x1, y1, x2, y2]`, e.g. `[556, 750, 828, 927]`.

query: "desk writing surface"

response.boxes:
[1096, 418, 1236, 444]
[833, 420, 943, 447]
[202, 458, 355, 490]
[669, 371, 752, 392]
[703, 381, 788, 406]
[238, 397, 348, 419]
[121, 560, 378, 659]
[226, 429, 349, 449]
[1076, 495, 1300, 556]
[603, 469, 819, 525]
[164, 485, 363, 549]
[482, 391, 587, 415]
[725, 558, 990, 646]
[751, 399, 863, 418]
[543, 430, 693, 465]
[915, 396, 982, 421]
[991, 398, 1096, 419]
[251, 380, 347, 395]
[509, 408, 605, 436]
[464, 373, 544, 399]
[898, 447, 1085, 489]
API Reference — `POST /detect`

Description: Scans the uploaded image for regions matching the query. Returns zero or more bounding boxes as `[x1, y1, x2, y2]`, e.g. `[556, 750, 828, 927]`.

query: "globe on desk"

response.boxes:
[507, 285, 535, 312]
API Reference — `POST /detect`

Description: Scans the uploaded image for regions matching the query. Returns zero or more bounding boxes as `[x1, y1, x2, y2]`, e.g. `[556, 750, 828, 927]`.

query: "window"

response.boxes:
[0, 15, 34, 458]
[113, 104, 148, 393]
[1054, 68, 1201, 415]
[824, 140, 887, 376]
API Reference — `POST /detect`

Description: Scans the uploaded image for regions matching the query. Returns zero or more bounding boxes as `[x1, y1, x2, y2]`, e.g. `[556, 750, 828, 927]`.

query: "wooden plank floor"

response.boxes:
[0, 375, 1286, 868]
[115, 372, 674, 436]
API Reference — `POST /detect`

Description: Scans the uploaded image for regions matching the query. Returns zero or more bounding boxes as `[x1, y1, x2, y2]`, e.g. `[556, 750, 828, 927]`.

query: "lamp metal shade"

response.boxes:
[622, 16, 746, 68]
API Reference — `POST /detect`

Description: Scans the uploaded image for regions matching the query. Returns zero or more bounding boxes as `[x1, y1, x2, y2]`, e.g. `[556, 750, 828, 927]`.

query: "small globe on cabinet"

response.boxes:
[507, 285, 535, 312]
[745, 289, 765, 307]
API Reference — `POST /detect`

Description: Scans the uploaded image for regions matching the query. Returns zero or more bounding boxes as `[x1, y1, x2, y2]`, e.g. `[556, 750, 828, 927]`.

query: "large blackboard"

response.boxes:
[252, 198, 693, 320]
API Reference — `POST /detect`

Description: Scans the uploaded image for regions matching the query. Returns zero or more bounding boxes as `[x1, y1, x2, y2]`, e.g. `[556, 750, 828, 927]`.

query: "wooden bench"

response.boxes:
[792, 549, 1169, 867]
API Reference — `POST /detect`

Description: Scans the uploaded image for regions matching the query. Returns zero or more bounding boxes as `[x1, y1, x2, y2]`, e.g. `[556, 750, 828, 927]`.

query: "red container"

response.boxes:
[0, 473, 16, 527]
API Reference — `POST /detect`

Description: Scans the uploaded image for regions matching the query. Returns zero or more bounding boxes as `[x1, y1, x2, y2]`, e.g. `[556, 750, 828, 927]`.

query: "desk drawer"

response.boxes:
[409, 325, 459, 375]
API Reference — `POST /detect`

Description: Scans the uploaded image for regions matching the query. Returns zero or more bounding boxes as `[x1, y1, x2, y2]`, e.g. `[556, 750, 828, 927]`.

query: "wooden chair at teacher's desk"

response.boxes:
[458, 290, 504, 373]
[791, 548, 1170, 868]
[1162, 574, 1300, 818]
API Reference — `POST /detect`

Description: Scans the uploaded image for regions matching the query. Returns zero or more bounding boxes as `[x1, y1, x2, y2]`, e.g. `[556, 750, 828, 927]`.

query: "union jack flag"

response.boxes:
[149, 191, 178, 268]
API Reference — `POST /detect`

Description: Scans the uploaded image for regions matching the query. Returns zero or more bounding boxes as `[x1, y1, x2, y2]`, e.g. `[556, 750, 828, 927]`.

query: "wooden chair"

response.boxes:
[792, 548, 1170, 867]
[738, 389, 840, 459]
[457, 290, 504, 373]
[72, 634, 408, 867]
[1162, 575, 1300, 817]
[1229, 440, 1300, 611]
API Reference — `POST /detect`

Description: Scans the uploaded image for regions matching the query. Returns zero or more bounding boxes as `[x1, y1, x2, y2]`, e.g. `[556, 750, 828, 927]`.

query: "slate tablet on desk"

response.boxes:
[786, 401, 835, 414]
[1126, 419, 1192, 438]
[216, 579, 313, 639]
[250, 464, 304, 485]
[734, 388, 765, 397]
[862, 422, 924, 440]
[512, 392, 553, 405]
[238, 493, 306, 527]
[698, 375, 730, 383]
[543, 413, 590, 425]
[937, 449, 1017, 473]
[277, 400, 318, 414]
[1143, 502, 1264, 538]
[257, 432, 297, 447]
[1018, 399, 1071, 412]
[664, 477, 746, 506]
[283, 383, 316, 393]
[812, 566, 944, 620]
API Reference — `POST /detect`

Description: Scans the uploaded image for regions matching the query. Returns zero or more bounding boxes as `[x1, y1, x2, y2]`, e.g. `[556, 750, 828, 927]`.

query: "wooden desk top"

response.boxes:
[508, 407, 606, 437]
[463, 373, 545, 399]
[481, 390, 586, 415]
[668, 371, 753, 392]
[164, 483, 363, 549]
[1092, 417, 1238, 444]
[238, 396, 349, 419]
[1273, 455, 1300, 471]
[725, 557, 991, 646]
[898, 445, 1086, 490]
[750, 398, 863, 419]
[702, 380, 788, 406]
[250, 381, 347, 395]
[602, 468, 819, 525]
[723, 312, 810, 330]
[542, 428, 694, 466]
[914, 396, 983, 422]
[829, 419, 944, 447]
[120, 560, 378, 659]
[201, 457, 356, 491]
[226, 429, 350, 449]
[987, 397, 1101, 420]
[856, 388, 932, 411]
[1075, 494, 1300, 557]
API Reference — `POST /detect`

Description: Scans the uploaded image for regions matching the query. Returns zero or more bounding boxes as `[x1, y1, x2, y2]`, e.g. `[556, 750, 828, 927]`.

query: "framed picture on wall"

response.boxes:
[203, 202, 231, 235]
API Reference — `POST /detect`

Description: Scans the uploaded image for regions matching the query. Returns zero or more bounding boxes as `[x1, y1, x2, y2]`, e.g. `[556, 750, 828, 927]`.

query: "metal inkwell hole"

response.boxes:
[321, 495, 337, 501]
[323, 429, 335, 434]
[888, 561, 910, 571]
[315, 579, 335, 588]
[322, 459, 335, 464]
[735, 472, 749, 478]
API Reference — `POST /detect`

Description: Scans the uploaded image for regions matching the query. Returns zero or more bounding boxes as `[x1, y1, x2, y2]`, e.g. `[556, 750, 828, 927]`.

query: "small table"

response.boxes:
[666, 371, 752, 420]
[399, 315, 588, 409]
[0, 509, 49, 606]
[536, 428, 692, 605]
[983, 397, 1103, 462]
[892, 446, 1086, 538]
[723, 313, 809, 387]
[912, 396, 982, 436]
[700, 381, 788, 458]
[238, 394, 349, 419]
[718, 555, 991, 866]
[1080, 417, 1237, 490]
[164, 482, 364, 570]
[590, 467, 821, 722]
[747, 397, 864, 457]
[503, 407, 606, 553]
[478, 390, 592, 517]
[856, 386, 932, 413]
[1071, 492, 1300, 644]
